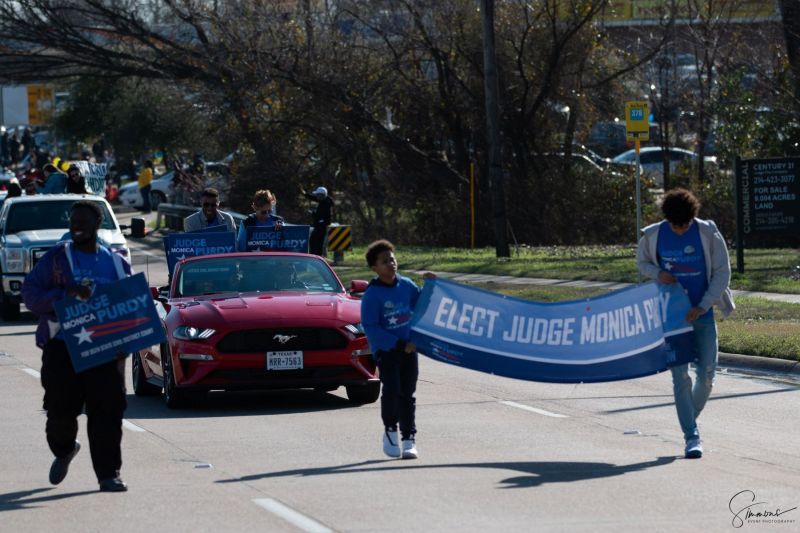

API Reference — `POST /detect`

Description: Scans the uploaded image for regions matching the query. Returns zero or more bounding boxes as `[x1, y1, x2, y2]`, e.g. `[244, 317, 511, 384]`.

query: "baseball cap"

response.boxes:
[312, 186, 327, 196]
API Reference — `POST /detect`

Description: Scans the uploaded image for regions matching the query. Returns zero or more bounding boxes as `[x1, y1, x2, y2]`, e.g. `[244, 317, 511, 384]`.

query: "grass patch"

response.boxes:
[338, 245, 800, 294]
[336, 268, 800, 361]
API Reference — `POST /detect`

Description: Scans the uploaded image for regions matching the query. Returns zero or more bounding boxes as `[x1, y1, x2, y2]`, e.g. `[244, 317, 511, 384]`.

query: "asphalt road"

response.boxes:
[0, 212, 798, 532]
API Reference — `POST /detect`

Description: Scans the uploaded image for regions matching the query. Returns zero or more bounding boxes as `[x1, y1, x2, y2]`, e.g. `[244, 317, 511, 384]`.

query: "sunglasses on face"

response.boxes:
[202, 202, 218, 208]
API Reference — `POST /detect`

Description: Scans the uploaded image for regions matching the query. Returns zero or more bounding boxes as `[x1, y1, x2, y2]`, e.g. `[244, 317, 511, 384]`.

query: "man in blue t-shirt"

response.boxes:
[637, 188, 735, 460]
[22, 201, 132, 492]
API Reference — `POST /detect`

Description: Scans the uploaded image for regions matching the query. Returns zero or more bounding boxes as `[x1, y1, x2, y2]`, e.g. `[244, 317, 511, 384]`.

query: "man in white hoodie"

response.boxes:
[637, 188, 735, 459]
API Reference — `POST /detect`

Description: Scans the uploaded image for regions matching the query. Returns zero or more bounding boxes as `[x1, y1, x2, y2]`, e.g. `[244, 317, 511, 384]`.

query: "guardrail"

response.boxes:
[155, 203, 247, 231]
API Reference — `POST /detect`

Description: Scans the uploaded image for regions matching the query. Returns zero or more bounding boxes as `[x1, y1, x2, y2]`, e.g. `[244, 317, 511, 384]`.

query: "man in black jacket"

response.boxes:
[303, 186, 334, 256]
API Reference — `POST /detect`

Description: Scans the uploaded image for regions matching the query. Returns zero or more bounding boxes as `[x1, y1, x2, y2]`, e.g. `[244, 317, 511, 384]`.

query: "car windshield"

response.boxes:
[5, 200, 117, 234]
[176, 255, 343, 297]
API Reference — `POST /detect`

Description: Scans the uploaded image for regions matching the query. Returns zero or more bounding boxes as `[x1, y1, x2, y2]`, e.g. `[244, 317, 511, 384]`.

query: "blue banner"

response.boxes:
[163, 231, 236, 274]
[55, 273, 167, 373]
[409, 279, 694, 384]
[245, 225, 310, 252]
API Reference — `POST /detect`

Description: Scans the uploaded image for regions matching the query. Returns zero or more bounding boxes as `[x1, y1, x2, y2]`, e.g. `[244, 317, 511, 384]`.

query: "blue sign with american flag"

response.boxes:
[55, 273, 166, 373]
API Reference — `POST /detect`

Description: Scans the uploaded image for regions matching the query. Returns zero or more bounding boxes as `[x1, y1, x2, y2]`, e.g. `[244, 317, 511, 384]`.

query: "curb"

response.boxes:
[719, 352, 800, 377]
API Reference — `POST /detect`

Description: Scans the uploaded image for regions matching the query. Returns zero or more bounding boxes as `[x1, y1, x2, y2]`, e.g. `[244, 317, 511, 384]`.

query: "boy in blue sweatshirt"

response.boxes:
[361, 240, 433, 459]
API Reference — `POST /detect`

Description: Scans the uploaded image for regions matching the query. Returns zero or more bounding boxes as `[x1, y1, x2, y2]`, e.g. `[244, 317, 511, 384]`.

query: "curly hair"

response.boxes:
[365, 239, 394, 267]
[661, 188, 700, 226]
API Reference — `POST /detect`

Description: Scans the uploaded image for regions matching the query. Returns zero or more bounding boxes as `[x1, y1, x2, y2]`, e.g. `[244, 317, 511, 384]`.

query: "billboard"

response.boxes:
[735, 157, 800, 248]
[27, 84, 55, 126]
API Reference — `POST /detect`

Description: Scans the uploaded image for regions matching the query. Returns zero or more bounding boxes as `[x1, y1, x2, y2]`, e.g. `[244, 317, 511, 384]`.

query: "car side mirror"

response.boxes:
[119, 224, 130, 230]
[349, 280, 368, 294]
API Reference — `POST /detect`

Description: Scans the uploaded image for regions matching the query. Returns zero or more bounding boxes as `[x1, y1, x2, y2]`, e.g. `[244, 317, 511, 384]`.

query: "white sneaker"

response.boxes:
[383, 430, 401, 458]
[684, 438, 703, 459]
[401, 438, 418, 460]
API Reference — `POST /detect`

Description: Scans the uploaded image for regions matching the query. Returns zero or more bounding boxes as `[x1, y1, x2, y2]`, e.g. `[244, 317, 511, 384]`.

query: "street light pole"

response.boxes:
[480, 0, 510, 258]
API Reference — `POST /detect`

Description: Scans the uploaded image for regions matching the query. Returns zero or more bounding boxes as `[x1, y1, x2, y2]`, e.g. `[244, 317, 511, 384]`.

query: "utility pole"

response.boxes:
[480, 0, 510, 257]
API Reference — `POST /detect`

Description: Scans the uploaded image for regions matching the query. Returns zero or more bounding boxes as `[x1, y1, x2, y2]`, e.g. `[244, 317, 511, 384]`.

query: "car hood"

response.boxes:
[3, 229, 126, 247]
[171, 292, 361, 328]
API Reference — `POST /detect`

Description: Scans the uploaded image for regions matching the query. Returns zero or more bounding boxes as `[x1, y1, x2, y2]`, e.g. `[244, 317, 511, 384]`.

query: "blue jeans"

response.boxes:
[670, 312, 718, 442]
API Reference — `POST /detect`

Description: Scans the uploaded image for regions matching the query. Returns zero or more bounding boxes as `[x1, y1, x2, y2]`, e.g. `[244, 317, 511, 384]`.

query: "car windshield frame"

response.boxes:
[174, 255, 345, 297]
[4, 199, 117, 234]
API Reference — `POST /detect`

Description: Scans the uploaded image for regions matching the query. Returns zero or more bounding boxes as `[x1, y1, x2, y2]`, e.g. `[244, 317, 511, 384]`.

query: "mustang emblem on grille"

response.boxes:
[273, 334, 297, 344]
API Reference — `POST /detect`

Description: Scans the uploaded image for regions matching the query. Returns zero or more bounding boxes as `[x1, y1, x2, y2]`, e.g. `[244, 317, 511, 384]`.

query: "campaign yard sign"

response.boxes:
[409, 279, 693, 384]
[245, 225, 310, 252]
[55, 273, 166, 373]
[164, 231, 236, 274]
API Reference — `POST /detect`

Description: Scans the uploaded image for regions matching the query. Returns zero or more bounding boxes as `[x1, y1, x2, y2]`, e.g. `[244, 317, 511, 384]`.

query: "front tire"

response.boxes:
[132, 351, 161, 396]
[1, 291, 20, 322]
[162, 343, 189, 409]
[346, 381, 380, 404]
[150, 191, 166, 210]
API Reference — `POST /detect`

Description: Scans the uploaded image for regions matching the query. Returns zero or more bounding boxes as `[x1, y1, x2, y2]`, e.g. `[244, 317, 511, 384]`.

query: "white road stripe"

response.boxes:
[20, 368, 148, 433]
[500, 401, 568, 418]
[22, 368, 41, 379]
[253, 498, 332, 533]
[122, 420, 146, 432]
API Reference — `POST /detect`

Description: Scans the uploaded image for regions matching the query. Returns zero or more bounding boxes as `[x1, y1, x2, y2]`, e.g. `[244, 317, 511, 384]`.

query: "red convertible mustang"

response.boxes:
[132, 252, 377, 408]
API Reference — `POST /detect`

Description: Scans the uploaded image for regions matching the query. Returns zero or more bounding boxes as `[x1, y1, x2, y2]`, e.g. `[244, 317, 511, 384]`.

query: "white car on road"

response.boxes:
[118, 171, 175, 210]
[612, 146, 716, 186]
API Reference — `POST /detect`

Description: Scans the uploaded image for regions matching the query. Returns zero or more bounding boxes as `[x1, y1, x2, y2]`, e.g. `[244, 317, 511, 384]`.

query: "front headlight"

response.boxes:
[173, 326, 216, 340]
[3, 248, 24, 272]
[344, 323, 365, 336]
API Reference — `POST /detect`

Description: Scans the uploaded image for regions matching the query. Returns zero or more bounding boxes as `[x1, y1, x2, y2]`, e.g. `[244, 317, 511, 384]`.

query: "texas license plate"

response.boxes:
[266, 351, 303, 370]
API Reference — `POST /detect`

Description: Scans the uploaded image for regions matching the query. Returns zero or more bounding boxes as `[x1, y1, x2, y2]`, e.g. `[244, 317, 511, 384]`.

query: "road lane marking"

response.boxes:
[122, 420, 146, 432]
[500, 401, 568, 418]
[252, 498, 332, 533]
[22, 368, 41, 379]
[20, 367, 148, 432]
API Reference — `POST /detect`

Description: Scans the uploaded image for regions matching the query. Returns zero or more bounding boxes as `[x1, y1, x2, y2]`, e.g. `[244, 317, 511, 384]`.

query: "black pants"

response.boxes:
[140, 184, 151, 212]
[40, 340, 127, 481]
[309, 225, 327, 256]
[376, 350, 418, 440]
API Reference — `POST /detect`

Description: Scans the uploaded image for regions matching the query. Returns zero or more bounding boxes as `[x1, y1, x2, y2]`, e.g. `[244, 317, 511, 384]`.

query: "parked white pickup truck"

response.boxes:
[0, 194, 131, 321]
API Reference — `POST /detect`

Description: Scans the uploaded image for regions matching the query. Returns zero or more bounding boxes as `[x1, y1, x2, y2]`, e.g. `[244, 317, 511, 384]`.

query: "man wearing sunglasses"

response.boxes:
[183, 187, 237, 233]
[66, 164, 88, 194]
[237, 189, 284, 251]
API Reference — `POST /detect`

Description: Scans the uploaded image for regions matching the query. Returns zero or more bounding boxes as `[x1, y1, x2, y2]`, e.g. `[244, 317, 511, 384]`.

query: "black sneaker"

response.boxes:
[99, 477, 128, 492]
[49, 441, 81, 485]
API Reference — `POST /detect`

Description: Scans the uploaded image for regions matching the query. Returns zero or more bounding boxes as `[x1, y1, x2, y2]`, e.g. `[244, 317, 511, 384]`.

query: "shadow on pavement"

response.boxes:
[602, 387, 798, 414]
[0, 488, 98, 512]
[216, 456, 677, 489]
[125, 388, 359, 420]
